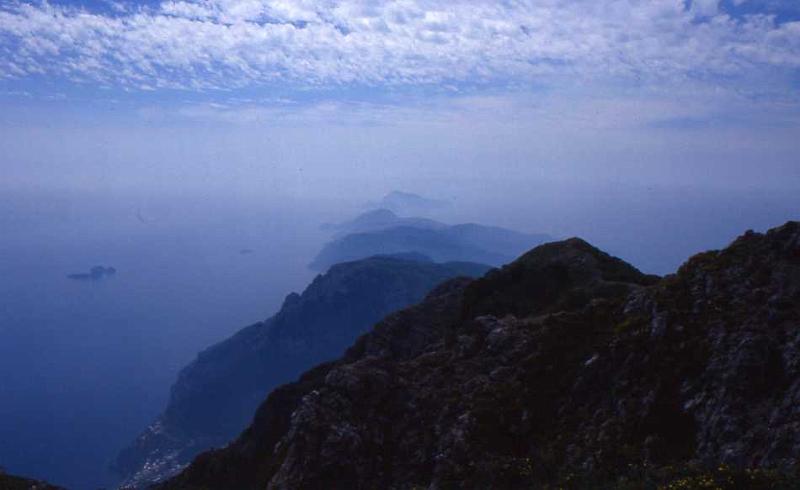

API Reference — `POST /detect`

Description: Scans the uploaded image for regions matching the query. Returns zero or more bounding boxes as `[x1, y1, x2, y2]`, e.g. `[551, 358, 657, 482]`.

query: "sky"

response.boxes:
[0, 0, 799, 200]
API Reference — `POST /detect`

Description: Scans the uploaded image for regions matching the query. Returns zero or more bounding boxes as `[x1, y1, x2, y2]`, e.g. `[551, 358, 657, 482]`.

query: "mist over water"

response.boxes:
[0, 191, 340, 488]
[0, 183, 797, 489]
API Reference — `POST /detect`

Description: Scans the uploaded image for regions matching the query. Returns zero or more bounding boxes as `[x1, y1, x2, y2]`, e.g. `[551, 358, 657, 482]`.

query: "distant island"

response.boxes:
[67, 266, 117, 280]
[364, 191, 449, 215]
[312, 208, 553, 271]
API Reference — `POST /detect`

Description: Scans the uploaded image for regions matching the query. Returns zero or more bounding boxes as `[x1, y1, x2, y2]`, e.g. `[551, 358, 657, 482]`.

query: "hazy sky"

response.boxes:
[1, 0, 799, 199]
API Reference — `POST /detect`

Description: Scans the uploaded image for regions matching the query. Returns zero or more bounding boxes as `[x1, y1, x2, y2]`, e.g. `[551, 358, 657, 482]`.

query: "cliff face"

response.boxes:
[161, 222, 800, 489]
[115, 256, 490, 488]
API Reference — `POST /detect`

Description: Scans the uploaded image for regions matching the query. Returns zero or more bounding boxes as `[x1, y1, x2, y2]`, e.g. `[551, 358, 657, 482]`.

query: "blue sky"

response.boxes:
[0, 0, 799, 197]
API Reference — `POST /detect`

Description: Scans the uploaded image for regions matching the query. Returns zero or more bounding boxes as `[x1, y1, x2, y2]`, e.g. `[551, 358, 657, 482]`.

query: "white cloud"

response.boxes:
[690, 0, 721, 17]
[0, 0, 798, 92]
[130, 79, 797, 135]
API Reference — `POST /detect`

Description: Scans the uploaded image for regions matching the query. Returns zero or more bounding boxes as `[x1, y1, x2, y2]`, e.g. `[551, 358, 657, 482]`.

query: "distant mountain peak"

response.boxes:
[360, 208, 398, 219]
[311, 218, 554, 271]
[365, 191, 449, 215]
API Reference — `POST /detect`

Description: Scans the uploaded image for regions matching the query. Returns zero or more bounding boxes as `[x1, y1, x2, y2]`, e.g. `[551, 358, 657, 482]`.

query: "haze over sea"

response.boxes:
[1, 184, 797, 489]
[0, 190, 333, 489]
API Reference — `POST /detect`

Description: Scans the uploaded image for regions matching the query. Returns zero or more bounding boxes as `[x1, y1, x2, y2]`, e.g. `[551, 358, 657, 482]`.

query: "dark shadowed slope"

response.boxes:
[162, 222, 800, 489]
[115, 256, 490, 488]
[0, 471, 61, 490]
[311, 223, 552, 271]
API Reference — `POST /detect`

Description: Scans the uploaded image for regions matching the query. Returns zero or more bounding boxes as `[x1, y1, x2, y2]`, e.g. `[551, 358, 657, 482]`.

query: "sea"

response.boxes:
[0, 190, 334, 489]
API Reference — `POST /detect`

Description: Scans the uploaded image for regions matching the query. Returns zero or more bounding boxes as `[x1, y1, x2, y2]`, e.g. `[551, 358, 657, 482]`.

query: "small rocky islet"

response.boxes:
[66, 265, 116, 281]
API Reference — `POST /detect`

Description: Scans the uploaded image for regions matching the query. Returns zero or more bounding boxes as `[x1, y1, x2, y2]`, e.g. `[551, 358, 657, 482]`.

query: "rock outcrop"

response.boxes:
[160, 222, 800, 489]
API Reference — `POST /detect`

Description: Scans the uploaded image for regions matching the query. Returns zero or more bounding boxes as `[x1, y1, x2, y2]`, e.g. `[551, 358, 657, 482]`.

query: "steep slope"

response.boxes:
[161, 222, 800, 489]
[115, 256, 490, 488]
[0, 471, 61, 490]
[311, 224, 552, 271]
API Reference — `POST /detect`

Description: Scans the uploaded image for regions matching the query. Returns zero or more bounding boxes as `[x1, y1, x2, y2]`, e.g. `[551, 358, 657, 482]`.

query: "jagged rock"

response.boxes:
[160, 222, 800, 489]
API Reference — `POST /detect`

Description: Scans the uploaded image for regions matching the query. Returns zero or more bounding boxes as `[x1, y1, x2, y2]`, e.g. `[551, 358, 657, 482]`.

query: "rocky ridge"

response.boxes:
[161, 222, 800, 489]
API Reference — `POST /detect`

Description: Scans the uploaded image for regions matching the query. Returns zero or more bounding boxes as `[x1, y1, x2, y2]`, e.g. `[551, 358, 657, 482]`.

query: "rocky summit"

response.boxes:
[160, 222, 800, 489]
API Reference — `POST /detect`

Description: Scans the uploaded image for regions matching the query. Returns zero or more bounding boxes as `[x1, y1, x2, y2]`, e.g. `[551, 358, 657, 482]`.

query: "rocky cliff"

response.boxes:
[115, 256, 490, 488]
[160, 222, 800, 489]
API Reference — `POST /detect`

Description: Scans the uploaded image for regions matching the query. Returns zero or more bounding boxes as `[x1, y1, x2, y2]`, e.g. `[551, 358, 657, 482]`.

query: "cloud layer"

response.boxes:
[1, 0, 799, 91]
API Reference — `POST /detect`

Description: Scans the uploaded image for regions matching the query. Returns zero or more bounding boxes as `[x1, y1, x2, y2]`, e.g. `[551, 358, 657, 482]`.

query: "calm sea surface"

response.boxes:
[0, 192, 326, 489]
